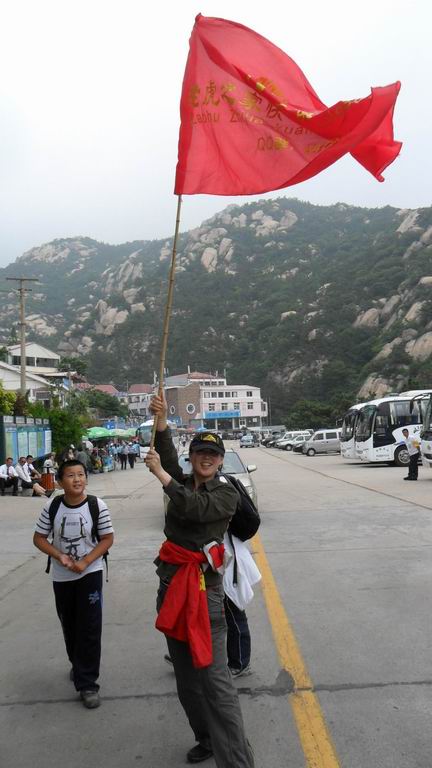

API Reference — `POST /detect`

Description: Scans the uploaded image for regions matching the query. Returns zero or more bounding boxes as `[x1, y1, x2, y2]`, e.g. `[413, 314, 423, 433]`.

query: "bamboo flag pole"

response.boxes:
[150, 194, 183, 448]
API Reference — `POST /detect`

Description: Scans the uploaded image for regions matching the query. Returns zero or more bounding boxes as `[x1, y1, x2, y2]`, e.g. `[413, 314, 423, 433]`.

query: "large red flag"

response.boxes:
[175, 15, 401, 196]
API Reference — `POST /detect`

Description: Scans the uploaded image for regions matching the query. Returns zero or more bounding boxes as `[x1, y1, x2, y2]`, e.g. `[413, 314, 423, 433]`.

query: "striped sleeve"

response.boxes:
[35, 504, 52, 536]
[97, 497, 114, 536]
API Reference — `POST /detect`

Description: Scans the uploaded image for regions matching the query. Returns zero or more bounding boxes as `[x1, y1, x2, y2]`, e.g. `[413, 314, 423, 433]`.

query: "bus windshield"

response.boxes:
[356, 405, 376, 441]
[136, 420, 179, 448]
[341, 410, 359, 442]
[136, 424, 152, 447]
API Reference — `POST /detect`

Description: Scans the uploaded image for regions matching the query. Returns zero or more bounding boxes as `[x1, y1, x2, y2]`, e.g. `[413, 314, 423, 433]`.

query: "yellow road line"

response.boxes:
[253, 533, 341, 768]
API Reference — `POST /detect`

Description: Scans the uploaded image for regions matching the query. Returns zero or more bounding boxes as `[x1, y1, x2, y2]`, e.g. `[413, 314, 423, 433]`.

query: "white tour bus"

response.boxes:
[340, 403, 366, 459]
[354, 393, 424, 466]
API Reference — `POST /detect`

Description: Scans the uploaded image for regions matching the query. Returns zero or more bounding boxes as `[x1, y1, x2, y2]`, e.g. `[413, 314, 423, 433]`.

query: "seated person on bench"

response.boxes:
[0, 458, 19, 496]
[15, 457, 48, 497]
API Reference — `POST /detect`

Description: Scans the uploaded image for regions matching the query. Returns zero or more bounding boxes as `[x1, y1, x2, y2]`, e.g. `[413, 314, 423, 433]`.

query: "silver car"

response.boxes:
[163, 449, 258, 509]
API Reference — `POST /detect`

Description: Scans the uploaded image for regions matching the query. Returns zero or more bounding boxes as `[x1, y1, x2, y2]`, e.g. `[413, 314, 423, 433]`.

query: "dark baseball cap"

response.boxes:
[189, 432, 225, 456]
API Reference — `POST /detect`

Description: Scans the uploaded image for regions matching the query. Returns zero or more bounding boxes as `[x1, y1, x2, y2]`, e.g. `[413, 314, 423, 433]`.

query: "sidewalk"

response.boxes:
[0, 458, 301, 768]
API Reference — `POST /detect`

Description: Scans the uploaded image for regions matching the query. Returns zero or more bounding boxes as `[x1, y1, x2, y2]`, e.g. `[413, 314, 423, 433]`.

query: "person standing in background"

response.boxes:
[402, 428, 421, 481]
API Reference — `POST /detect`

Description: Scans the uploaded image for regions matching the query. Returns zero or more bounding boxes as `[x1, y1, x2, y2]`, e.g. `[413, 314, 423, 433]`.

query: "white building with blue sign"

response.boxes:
[164, 371, 267, 431]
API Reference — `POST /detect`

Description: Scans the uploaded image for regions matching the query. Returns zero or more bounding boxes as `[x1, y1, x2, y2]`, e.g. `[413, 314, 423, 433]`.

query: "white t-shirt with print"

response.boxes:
[35, 496, 114, 582]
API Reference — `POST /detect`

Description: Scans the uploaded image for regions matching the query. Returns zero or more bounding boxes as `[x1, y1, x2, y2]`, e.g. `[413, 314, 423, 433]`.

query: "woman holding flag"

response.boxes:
[145, 392, 254, 767]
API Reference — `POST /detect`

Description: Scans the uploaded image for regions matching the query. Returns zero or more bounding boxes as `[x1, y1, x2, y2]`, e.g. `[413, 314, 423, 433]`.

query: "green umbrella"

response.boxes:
[86, 427, 111, 439]
[108, 428, 129, 438]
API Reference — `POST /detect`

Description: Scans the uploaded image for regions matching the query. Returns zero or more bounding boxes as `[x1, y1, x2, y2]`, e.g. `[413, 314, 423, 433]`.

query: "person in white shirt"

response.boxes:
[0, 458, 19, 496]
[33, 459, 114, 709]
[402, 428, 420, 481]
[26, 454, 42, 480]
[15, 457, 47, 497]
[43, 453, 58, 475]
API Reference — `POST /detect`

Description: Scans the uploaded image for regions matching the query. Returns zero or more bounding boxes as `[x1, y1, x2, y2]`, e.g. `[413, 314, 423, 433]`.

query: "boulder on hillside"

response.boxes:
[405, 332, 432, 361]
[358, 374, 392, 399]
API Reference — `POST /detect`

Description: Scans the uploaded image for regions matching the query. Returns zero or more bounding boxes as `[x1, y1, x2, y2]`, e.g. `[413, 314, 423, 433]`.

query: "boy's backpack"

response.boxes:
[45, 494, 109, 579]
[223, 474, 261, 541]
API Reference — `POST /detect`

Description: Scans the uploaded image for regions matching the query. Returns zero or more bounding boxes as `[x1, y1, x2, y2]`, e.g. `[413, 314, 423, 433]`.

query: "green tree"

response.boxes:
[85, 389, 128, 418]
[13, 392, 30, 417]
[0, 383, 16, 415]
[28, 403, 85, 455]
[60, 356, 88, 376]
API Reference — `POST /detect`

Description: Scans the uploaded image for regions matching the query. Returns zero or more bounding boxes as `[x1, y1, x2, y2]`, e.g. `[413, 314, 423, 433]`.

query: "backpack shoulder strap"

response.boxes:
[221, 473, 241, 502]
[86, 495, 100, 541]
[45, 495, 63, 574]
[86, 494, 110, 582]
[48, 495, 63, 529]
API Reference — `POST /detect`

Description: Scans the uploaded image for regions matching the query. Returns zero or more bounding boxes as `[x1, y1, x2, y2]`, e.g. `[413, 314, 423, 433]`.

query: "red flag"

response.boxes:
[174, 15, 401, 196]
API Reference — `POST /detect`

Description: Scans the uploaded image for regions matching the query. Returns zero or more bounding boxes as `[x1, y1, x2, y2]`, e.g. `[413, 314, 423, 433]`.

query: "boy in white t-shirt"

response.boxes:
[33, 460, 114, 709]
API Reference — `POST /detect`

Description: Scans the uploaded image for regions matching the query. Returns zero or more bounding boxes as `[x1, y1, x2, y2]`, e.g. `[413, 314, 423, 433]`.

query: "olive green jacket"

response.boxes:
[154, 428, 238, 585]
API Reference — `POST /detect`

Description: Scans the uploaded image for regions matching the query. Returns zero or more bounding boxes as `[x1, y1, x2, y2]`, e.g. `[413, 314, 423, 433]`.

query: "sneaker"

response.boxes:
[80, 690, 101, 709]
[229, 663, 251, 678]
[164, 654, 173, 665]
[186, 743, 213, 763]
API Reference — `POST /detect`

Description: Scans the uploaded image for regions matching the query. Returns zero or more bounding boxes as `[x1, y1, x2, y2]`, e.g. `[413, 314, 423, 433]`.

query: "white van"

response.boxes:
[302, 429, 341, 456]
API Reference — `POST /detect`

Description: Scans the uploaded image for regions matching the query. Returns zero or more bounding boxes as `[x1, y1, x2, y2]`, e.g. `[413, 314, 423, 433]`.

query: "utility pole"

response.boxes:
[6, 277, 40, 395]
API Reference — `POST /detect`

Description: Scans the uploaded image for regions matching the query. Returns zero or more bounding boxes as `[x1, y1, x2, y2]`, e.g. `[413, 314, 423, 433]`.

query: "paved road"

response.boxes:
[1, 449, 432, 767]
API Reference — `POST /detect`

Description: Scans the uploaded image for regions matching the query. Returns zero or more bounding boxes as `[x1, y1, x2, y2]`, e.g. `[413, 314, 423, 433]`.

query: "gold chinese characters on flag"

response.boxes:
[175, 15, 402, 196]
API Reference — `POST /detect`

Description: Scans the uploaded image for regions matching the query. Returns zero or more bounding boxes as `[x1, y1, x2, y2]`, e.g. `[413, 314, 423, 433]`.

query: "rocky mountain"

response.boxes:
[1, 198, 432, 418]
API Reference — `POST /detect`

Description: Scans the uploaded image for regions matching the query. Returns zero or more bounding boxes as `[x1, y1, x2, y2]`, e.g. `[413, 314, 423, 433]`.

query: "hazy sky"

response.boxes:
[1, 0, 430, 267]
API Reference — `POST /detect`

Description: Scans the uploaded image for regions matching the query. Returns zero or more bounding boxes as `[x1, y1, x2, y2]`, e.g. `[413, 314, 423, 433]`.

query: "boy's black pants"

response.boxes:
[53, 570, 103, 691]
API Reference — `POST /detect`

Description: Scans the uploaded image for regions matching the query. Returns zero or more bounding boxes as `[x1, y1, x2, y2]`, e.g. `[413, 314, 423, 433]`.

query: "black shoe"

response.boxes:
[80, 690, 101, 709]
[186, 744, 213, 763]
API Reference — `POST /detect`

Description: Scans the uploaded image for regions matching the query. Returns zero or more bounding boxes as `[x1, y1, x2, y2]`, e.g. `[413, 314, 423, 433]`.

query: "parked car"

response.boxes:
[275, 431, 312, 450]
[163, 449, 258, 509]
[302, 429, 342, 456]
[261, 432, 283, 447]
[239, 434, 255, 448]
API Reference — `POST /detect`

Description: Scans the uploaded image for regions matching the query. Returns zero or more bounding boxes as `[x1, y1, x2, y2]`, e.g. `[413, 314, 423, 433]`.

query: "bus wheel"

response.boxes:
[306, 448, 316, 457]
[394, 446, 410, 467]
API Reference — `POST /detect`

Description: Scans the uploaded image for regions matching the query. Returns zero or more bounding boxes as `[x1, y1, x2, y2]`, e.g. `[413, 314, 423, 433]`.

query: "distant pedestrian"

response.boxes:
[76, 444, 91, 471]
[33, 459, 114, 709]
[119, 442, 128, 470]
[127, 443, 136, 469]
[43, 453, 58, 475]
[402, 428, 420, 481]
